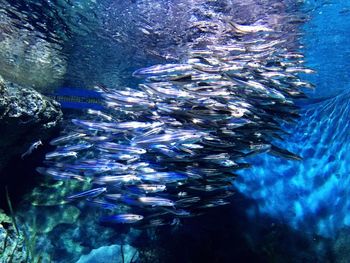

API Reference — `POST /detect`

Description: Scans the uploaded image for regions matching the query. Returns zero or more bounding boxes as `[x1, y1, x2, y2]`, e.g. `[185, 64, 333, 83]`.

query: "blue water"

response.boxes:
[235, 90, 350, 237]
[234, 0, 350, 240]
[1, 0, 350, 262]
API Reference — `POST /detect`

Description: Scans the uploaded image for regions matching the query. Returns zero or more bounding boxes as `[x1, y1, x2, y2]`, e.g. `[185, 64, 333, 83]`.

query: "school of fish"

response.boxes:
[37, 19, 314, 227]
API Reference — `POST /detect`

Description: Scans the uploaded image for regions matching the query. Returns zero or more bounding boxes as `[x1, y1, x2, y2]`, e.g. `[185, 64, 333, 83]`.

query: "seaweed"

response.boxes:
[7, 241, 18, 263]
[1, 231, 9, 254]
[5, 186, 19, 236]
[130, 250, 138, 263]
[4, 186, 44, 263]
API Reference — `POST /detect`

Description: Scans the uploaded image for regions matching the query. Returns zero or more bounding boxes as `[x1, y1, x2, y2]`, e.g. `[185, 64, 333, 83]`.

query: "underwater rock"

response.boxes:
[20, 205, 80, 234]
[0, 209, 27, 262]
[0, 11, 66, 92]
[76, 244, 138, 263]
[0, 75, 62, 173]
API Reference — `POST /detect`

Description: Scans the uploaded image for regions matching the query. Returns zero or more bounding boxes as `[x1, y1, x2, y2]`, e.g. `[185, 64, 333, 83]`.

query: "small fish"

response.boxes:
[84, 136, 110, 142]
[138, 197, 175, 207]
[60, 161, 128, 173]
[50, 133, 86, 145]
[101, 153, 140, 162]
[270, 145, 302, 161]
[71, 119, 125, 132]
[94, 175, 140, 184]
[229, 21, 273, 34]
[133, 64, 192, 77]
[127, 184, 167, 193]
[139, 172, 188, 183]
[100, 214, 144, 224]
[67, 187, 107, 200]
[97, 142, 146, 154]
[132, 130, 205, 145]
[87, 109, 114, 121]
[21, 140, 43, 159]
[45, 151, 78, 160]
[114, 121, 163, 130]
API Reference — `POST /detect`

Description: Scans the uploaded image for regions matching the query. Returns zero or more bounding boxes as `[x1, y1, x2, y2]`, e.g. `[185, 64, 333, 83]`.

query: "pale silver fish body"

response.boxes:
[140, 83, 194, 99]
[191, 72, 223, 81]
[290, 80, 315, 89]
[285, 67, 315, 74]
[136, 167, 157, 174]
[230, 22, 273, 34]
[45, 151, 78, 160]
[209, 44, 246, 52]
[133, 63, 192, 76]
[181, 143, 204, 150]
[101, 153, 140, 162]
[21, 140, 43, 159]
[97, 142, 146, 154]
[100, 214, 144, 224]
[104, 93, 154, 108]
[248, 40, 285, 52]
[36, 167, 85, 181]
[140, 172, 188, 183]
[60, 161, 128, 173]
[134, 184, 167, 193]
[72, 119, 120, 132]
[115, 121, 163, 130]
[84, 136, 110, 142]
[49, 133, 86, 146]
[138, 196, 175, 207]
[67, 187, 107, 200]
[202, 153, 230, 161]
[133, 131, 206, 145]
[86, 109, 114, 121]
[94, 174, 140, 184]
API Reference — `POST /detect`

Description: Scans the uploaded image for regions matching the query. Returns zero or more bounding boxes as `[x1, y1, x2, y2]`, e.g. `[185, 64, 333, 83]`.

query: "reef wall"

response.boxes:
[0, 76, 62, 174]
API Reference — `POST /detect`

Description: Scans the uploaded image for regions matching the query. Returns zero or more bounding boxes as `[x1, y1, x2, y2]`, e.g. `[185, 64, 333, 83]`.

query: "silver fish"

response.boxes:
[133, 64, 192, 76]
[86, 109, 114, 121]
[97, 142, 146, 154]
[100, 214, 144, 224]
[49, 133, 86, 146]
[45, 151, 78, 160]
[67, 187, 107, 200]
[21, 140, 43, 159]
[94, 175, 140, 184]
[138, 197, 175, 207]
[128, 184, 167, 193]
[139, 172, 188, 183]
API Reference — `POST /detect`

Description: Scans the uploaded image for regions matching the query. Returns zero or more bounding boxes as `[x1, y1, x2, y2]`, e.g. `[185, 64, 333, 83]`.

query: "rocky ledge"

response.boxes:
[0, 75, 62, 173]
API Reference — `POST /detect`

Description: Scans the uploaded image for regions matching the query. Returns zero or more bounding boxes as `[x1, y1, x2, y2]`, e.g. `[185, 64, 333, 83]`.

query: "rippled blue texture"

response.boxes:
[235, 0, 350, 238]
